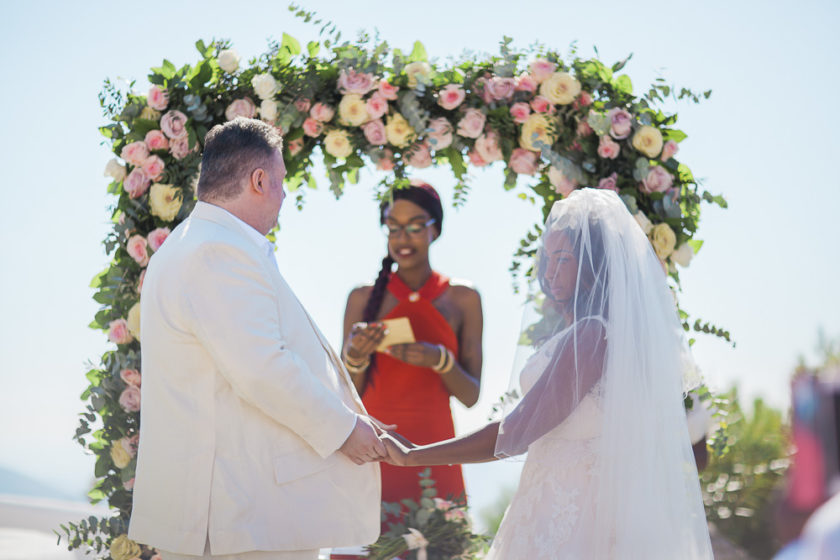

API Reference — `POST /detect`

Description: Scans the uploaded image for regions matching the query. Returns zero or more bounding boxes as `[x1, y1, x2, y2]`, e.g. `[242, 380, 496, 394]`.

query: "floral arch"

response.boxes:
[64, 7, 727, 559]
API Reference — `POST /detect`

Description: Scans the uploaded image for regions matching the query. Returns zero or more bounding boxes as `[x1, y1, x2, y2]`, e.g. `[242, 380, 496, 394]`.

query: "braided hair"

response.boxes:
[361, 180, 444, 323]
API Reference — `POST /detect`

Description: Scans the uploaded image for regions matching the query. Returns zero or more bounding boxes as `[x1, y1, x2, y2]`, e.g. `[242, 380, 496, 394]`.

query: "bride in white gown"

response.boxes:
[382, 188, 713, 559]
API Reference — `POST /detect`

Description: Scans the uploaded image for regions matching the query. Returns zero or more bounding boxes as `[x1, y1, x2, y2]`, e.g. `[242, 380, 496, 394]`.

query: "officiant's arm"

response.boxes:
[185, 244, 357, 458]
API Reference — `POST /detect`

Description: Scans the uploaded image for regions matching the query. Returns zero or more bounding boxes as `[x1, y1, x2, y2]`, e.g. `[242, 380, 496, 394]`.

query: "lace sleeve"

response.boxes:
[495, 317, 607, 457]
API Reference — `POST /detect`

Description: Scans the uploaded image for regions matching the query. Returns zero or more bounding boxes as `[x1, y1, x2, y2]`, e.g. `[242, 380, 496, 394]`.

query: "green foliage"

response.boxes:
[700, 388, 791, 559]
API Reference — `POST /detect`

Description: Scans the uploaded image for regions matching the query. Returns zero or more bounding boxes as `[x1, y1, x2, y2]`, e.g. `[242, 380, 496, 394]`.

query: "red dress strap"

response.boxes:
[387, 271, 450, 303]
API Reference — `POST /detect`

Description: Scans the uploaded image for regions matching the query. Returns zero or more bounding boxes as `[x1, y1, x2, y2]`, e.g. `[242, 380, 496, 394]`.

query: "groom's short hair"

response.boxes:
[197, 118, 284, 202]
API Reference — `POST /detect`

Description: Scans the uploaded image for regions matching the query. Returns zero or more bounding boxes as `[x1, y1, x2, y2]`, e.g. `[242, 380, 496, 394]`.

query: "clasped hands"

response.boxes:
[338, 414, 413, 467]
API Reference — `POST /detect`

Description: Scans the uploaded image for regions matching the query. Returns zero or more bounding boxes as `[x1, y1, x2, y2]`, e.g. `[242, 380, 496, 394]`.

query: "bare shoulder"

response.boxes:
[447, 278, 482, 307]
[347, 284, 374, 306]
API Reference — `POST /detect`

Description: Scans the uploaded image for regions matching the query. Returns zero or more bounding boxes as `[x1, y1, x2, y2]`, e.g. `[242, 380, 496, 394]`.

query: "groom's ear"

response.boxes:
[250, 168, 267, 195]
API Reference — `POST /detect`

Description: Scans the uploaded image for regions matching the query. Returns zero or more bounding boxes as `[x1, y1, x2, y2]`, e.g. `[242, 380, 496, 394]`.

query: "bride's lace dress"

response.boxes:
[486, 329, 604, 560]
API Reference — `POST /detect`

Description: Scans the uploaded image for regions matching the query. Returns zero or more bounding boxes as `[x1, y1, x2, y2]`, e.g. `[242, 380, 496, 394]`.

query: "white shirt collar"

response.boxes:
[195, 201, 274, 258]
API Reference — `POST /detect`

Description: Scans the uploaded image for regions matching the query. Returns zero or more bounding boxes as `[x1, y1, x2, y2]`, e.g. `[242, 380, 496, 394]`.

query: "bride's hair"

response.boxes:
[361, 180, 443, 324]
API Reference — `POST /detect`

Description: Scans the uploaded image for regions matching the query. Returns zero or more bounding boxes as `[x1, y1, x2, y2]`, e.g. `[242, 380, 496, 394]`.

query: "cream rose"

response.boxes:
[217, 49, 240, 73]
[475, 130, 503, 162]
[632, 125, 664, 158]
[426, 117, 453, 150]
[110, 536, 141, 560]
[405, 61, 432, 88]
[104, 158, 127, 182]
[139, 107, 161, 121]
[126, 235, 149, 267]
[251, 73, 278, 100]
[385, 113, 415, 148]
[456, 108, 486, 139]
[672, 243, 694, 267]
[149, 183, 182, 222]
[519, 113, 557, 152]
[634, 212, 654, 235]
[323, 129, 353, 158]
[540, 72, 581, 105]
[127, 302, 141, 340]
[650, 223, 677, 259]
[260, 99, 278, 122]
[110, 443, 131, 469]
[108, 319, 133, 345]
[225, 98, 256, 121]
[120, 142, 149, 167]
[338, 94, 369, 126]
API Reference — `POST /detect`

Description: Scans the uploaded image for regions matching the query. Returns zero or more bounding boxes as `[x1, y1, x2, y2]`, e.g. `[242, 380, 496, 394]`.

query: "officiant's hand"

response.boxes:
[339, 415, 388, 465]
[381, 434, 414, 467]
[385, 342, 442, 368]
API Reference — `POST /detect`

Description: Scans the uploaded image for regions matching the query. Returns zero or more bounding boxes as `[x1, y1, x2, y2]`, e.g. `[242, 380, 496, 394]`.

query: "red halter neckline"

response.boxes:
[387, 271, 450, 303]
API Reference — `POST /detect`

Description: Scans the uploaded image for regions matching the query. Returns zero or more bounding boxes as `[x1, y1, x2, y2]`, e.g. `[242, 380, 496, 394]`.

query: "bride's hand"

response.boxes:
[380, 434, 413, 467]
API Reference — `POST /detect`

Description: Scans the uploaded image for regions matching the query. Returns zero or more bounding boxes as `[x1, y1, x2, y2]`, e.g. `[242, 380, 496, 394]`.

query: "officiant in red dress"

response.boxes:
[342, 180, 483, 508]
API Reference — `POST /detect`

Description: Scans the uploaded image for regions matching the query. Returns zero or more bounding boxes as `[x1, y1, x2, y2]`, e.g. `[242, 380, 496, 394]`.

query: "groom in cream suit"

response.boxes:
[129, 118, 383, 559]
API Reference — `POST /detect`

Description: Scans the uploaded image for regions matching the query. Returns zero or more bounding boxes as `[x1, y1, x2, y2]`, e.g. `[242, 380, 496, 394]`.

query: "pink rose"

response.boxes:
[437, 84, 466, 111]
[510, 102, 531, 124]
[119, 385, 141, 412]
[120, 142, 149, 167]
[141, 155, 165, 181]
[641, 166, 674, 193]
[661, 139, 679, 162]
[608, 108, 633, 139]
[407, 141, 433, 168]
[126, 235, 149, 266]
[294, 98, 311, 113]
[147, 227, 171, 251]
[597, 135, 620, 159]
[426, 117, 453, 150]
[476, 77, 494, 104]
[486, 76, 516, 101]
[338, 69, 377, 95]
[576, 120, 594, 137]
[475, 130, 503, 162]
[123, 478, 135, 491]
[287, 137, 304, 156]
[302, 117, 324, 137]
[169, 136, 192, 160]
[309, 102, 335, 123]
[509, 148, 539, 175]
[456, 108, 486, 138]
[376, 148, 395, 171]
[574, 91, 594, 109]
[147, 85, 169, 111]
[145, 130, 169, 152]
[529, 58, 557, 83]
[530, 96, 553, 114]
[366, 92, 389, 120]
[225, 98, 256, 121]
[160, 110, 189, 139]
[120, 368, 142, 387]
[124, 168, 151, 199]
[108, 319, 133, 345]
[468, 149, 488, 167]
[136, 269, 146, 294]
[362, 119, 387, 145]
[515, 73, 538, 93]
[378, 80, 399, 101]
[598, 172, 619, 192]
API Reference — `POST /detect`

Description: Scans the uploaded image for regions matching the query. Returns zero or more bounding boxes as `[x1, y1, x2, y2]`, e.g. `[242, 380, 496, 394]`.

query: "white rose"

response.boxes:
[323, 129, 353, 159]
[405, 61, 432, 88]
[671, 243, 694, 267]
[251, 73, 278, 100]
[217, 49, 240, 74]
[104, 158, 127, 182]
[634, 212, 654, 235]
[260, 99, 278, 122]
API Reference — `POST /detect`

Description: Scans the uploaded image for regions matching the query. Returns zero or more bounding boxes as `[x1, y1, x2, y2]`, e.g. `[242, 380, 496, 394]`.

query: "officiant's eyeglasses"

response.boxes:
[382, 219, 436, 238]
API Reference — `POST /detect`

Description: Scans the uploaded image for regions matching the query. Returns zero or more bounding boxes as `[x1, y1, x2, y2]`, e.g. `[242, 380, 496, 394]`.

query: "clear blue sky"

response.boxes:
[1, 0, 838, 523]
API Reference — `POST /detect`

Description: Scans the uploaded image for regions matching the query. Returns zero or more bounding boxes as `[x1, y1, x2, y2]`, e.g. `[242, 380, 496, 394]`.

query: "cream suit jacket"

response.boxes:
[128, 202, 380, 555]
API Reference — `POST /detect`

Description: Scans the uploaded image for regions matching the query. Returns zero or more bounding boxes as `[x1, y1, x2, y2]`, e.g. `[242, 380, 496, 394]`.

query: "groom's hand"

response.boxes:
[339, 415, 387, 465]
